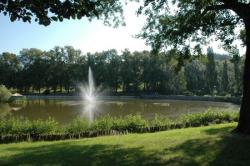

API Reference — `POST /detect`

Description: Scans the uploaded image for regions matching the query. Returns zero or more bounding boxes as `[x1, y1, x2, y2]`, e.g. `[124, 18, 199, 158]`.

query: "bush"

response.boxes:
[90, 114, 148, 131]
[65, 118, 90, 134]
[179, 109, 238, 127]
[150, 114, 172, 128]
[0, 117, 58, 135]
[123, 114, 148, 131]
[0, 110, 239, 143]
[92, 115, 114, 131]
[0, 85, 11, 103]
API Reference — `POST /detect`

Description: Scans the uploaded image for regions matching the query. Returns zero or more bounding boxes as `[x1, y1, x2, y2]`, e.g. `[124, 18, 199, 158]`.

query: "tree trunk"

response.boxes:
[60, 84, 62, 93]
[67, 86, 70, 94]
[236, 18, 250, 134]
[53, 86, 56, 94]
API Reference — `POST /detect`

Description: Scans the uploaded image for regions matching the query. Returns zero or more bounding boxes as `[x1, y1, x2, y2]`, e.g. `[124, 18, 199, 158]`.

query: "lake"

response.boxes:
[0, 98, 239, 125]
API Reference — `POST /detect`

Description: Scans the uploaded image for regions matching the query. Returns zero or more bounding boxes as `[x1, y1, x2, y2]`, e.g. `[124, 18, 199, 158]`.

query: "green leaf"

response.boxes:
[51, 16, 58, 21]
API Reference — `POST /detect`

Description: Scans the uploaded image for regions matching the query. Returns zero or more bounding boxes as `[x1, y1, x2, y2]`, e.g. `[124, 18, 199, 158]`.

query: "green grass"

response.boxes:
[1, 123, 250, 166]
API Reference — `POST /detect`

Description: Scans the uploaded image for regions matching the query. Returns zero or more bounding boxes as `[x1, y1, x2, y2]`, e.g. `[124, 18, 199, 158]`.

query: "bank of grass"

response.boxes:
[1, 123, 250, 166]
[0, 109, 238, 143]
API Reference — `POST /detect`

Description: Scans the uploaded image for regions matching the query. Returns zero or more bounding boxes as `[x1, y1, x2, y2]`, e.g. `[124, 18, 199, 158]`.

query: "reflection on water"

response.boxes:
[81, 101, 98, 123]
[0, 103, 12, 118]
[0, 102, 27, 118]
[0, 99, 240, 125]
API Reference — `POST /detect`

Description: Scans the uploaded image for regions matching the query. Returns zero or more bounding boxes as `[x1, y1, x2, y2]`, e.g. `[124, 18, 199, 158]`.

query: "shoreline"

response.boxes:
[24, 94, 241, 104]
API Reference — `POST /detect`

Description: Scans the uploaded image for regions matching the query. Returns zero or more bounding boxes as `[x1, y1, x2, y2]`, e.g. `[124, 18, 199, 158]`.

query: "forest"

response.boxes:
[0, 46, 243, 96]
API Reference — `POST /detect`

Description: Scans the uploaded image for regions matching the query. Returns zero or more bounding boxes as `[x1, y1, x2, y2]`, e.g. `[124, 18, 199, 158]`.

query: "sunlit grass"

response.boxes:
[1, 123, 250, 166]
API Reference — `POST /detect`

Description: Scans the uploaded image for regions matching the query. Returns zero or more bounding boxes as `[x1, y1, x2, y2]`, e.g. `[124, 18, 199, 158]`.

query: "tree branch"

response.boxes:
[201, 4, 231, 16]
[220, 0, 249, 16]
[202, 2, 249, 18]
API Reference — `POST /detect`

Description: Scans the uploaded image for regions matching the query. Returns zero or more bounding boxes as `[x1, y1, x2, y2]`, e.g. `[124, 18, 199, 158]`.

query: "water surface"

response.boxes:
[0, 99, 239, 125]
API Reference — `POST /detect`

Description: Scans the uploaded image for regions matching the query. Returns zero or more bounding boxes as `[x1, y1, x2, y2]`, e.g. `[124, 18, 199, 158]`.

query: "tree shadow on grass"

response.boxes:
[0, 142, 167, 166]
[162, 125, 250, 166]
[1, 125, 250, 166]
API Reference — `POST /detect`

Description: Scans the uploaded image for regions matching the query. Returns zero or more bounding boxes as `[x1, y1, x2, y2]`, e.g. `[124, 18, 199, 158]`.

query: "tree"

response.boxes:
[206, 47, 218, 95]
[63, 46, 82, 93]
[0, 0, 124, 26]
[138, 0, 250, 134]
[104, 50, 121, 93]
[221, 61, 229, 93]
[0, 52, 20, 89]
[120, 50, 142, 93]
[47, 46, 67, 93]
[19, 48, 47, 93]
[141, 52, 162, 92]
[184, 60, 206, 95]
[229, 47, 242, 95]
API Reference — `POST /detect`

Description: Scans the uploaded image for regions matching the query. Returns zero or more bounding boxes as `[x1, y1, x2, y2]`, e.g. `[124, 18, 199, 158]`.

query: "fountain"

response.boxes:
[81, 67, 96, 102]
[80, 67, 98, 122]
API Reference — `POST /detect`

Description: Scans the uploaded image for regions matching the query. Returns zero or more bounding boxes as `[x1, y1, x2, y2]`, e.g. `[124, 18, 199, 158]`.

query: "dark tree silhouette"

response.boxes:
[0, 0, 124, 26]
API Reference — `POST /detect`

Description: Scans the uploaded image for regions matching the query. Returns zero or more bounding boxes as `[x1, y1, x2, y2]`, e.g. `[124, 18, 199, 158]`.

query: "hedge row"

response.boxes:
[0, 110, 238, 143]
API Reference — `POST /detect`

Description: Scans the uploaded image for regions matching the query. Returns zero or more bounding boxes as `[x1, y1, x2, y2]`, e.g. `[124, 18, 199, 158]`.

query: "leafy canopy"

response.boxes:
[0, 0, 125, 26]
[137, 0, 250, 52]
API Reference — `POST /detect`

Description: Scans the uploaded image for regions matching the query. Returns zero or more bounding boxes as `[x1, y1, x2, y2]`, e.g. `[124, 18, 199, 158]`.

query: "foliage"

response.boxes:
[0, 117, 58, 136]
[206, 48, 218, 94]
[150, 114, 172, 129]
[0, 47, 243, 96]
[0, 0, 124, 27]
[184, 60, 206, 95]
[0, 111, 238, 143]
[121, 114, 148, 131]
[72, 115, 149, 132]
[0, 85, 11, 102]
[229, 47, 243, 95]
[65, 118, 89, 134]
[221, 61, 229, 93]
[180, 109, 238, 127]
[137, 0, 248, 51]
[92, 115, 115, 131]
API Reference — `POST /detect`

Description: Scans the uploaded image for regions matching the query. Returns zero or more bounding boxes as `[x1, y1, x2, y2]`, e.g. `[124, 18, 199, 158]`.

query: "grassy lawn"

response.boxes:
[1, 123, 250, 166]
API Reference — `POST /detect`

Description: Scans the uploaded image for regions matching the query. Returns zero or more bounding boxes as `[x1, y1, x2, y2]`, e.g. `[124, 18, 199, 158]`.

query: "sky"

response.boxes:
[0, 3, 150, 55]
[0, 2, 245, 55]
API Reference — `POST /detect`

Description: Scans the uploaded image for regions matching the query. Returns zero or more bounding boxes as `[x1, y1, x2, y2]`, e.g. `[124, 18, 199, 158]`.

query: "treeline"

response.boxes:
[0, 46, 243, 96]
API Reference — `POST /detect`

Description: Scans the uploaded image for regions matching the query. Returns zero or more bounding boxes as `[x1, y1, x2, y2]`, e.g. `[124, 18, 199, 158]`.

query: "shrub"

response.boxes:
[179, 109, 238, 127]
[0, 117, 58, 135]
[92, 115, 114, 131]
[90, 114, 149, 131]
[150, 114, 172, 128]
[123, 114, 148, 131]
[0, 85, 11, 103]
[111, 117, 127, 130]
[0, 110, 239, 143]
[65, 118, 90, 134]
[30, 118, 59, 135]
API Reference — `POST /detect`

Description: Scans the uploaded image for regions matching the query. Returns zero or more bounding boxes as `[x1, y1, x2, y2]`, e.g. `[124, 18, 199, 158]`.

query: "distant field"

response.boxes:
[1, 123, 250, 166]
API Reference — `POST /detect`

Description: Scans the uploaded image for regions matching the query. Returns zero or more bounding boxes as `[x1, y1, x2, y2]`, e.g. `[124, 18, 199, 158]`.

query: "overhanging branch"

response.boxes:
[201, 4, 231, 16]
[220, 0, 249, 17]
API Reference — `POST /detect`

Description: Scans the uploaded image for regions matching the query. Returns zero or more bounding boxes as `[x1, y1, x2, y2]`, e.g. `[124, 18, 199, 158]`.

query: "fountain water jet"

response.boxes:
[84, 67, 96, 102]
[80, 67, 98, 122]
